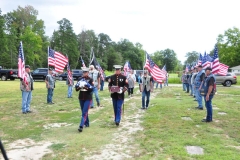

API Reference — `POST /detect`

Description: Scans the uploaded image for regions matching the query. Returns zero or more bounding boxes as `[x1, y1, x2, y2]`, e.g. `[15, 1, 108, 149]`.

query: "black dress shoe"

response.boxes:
[78, 127, 83, 132]
[22, 112, 27, 114]
[27, 111, 32, 113]
[201, 119, 212, 122]
[197, 108, 203, 110]
[116, 122, 119, 126]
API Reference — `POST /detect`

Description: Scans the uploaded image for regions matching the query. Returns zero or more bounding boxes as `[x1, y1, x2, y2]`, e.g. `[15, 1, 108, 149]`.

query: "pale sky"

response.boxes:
[1, 0, 240, 63]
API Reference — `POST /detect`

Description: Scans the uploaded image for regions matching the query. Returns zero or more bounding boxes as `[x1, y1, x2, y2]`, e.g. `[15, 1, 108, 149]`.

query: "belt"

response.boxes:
[80, 89, 87, 91]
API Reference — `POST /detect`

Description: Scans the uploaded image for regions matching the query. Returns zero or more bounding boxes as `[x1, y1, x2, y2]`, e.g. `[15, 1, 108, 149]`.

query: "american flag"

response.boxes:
[48, 47, 68, 72]
[80, 56, 86, 67]
[162, 64, 167, 79]
[123, 61, 132, 76]
[67, 60, 73, 85]
[211, 45, 220, 74]
[144, 52, 165, 82]
[197, 53, 203, 66]
[218, 63, 229, 75]
[202, 52, 213, 69]
[18, 41, 28, 85]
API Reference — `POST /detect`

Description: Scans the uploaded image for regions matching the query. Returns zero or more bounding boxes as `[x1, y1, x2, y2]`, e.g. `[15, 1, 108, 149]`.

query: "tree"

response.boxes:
[184, 51, 200, 65]
[51, 18, 78, 69]
[217, 27, 240, 67]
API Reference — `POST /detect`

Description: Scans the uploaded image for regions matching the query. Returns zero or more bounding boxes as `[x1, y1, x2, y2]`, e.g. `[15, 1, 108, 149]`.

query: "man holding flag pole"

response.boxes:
[18, 41, 34, 114]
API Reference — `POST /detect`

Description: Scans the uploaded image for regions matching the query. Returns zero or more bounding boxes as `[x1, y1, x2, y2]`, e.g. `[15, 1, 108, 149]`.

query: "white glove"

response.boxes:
[79, 81, 87, 88]
[117, 87, 123, 94]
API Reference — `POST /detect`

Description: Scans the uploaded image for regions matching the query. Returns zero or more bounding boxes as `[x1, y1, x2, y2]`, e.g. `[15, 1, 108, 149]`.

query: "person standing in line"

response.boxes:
[108, 65, 128, 126]
[201, 67, 216, 122]
[181, 71, 186, 91]
[88, 65, 101, 108]
[45, 68, 55, 104]
[66, 70, 74, 98]
[156, 79, 163, 89]
[137, 72, 143, 90]
[140, 70, 153, 109]
[188, 70, 193, 96]
[20, 65, 34, 114]
[75, 67, 94, 132]
[191, 67, 198, 101]
[100, 69, 106, 91]
[194, 65, 205, 110]
[164, 72, 169, 86]
[127, 70, 136, 97]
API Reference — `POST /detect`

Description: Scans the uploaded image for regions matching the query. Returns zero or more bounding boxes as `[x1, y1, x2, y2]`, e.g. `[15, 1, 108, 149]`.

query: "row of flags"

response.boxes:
[18, 41, 105, 85]
[186, 45, 229, 75]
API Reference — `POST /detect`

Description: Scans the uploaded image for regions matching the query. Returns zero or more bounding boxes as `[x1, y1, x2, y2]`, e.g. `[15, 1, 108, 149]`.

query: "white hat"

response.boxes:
[81, 67, 90, 72]
[113, 65, 122, 69]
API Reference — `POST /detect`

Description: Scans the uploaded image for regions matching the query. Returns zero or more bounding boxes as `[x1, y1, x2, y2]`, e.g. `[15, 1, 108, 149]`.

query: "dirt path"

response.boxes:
[85, 100, 145, 160]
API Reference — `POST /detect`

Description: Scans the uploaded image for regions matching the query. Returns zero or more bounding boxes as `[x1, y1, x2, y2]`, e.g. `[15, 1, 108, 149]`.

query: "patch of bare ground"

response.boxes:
[0, 138, 52, 160]
[85, 101, 144, 160]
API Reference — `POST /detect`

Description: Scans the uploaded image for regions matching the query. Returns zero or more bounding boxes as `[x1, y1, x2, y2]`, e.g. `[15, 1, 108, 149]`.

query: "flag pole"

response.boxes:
[47, 46, 49, 70]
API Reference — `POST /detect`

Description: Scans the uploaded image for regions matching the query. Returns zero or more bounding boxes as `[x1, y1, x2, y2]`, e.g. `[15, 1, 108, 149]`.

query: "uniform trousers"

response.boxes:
[79, 100, 91, 127]
[112, 99, 124, 123]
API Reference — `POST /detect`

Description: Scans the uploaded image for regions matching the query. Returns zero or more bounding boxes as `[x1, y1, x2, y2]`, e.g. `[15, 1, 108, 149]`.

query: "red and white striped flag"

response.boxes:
[211, 45, 220, 74]
[18, 41, 28, 85]
[218, 63, 229, 75]
[144, 52, 166, 82]
[67, 60, 73, 85]
[48, 47, 68, 72]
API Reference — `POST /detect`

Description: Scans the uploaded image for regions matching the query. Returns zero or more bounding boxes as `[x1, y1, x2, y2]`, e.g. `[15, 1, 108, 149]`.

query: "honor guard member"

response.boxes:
[140, 70, 153, 109]
[194, 65, 205, 110]
[89, 65, 101, 108]
[20, 65, 34, 114]
[108, 65, 128, 126]
[201, 67, 216, 122]
[45, 68, 55, 104]
[75, 67, 94, 132]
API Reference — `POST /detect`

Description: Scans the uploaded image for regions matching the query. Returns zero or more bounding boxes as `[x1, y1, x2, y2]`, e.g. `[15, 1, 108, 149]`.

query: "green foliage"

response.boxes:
[217, 27, 240, 67]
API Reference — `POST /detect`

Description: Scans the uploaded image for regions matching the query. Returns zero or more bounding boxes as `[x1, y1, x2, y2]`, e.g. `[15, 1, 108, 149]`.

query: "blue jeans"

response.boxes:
[192, 84, 195, 96]
[156, 83, 162, 89]
[189, 84, 192, 95]
[90, 87, 100, 107]
[185, 83, 189, 92]
[22, 91, 32, 112]
[79, 100, 91, 127]
[112, 99, 124, 123]
[204, 95, 213, 121]
[142, 89, 150, 108]
[182, 83, 186, 91]
[100, 80, 104, 91]
[47, 88, 54, 103]
[67, 85, 73, 97]
[195, 87, 203, 108]
[164, 79, 168, 86]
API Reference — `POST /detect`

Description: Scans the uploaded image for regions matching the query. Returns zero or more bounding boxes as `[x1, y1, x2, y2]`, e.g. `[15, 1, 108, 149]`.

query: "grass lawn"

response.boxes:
[0, 80, 240, 159]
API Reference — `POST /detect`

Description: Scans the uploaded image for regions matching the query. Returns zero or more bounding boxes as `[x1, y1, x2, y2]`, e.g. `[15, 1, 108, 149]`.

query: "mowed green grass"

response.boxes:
[0, 80, 240, 159]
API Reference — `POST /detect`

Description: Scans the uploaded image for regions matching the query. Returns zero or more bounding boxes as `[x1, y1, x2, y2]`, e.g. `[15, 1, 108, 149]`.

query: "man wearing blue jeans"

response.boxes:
[202, 67, 215, 122]
[20, 65, 34, 114]
[89, 65, 101, 108]
[45, 68, 55, 104]
[140, 70, 153, 109]
[66, 70, 74, 98]
[194, 65, 205, 110]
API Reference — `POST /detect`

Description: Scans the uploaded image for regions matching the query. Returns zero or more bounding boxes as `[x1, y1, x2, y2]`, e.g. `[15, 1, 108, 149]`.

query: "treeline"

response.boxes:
[0, 5, 182, 72]
[1, 5, 239, 72]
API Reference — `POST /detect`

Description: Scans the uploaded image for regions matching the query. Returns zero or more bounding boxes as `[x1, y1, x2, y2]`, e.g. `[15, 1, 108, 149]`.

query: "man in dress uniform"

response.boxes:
[108, 65, 128, 126]
[75, 67, 94, 132]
